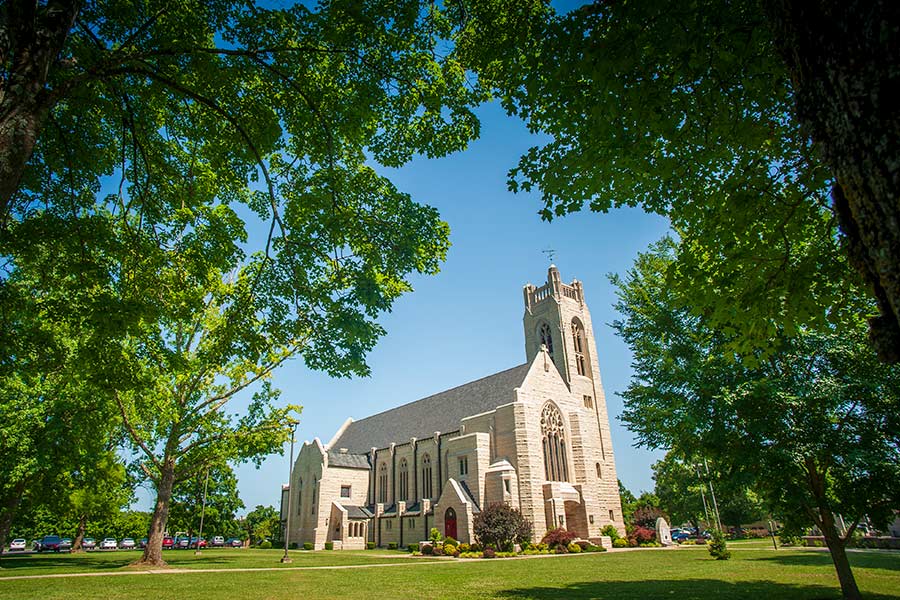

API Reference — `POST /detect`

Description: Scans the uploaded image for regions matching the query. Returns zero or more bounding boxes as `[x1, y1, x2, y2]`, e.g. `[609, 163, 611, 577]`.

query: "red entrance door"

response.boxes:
[444, 508, 457, 540]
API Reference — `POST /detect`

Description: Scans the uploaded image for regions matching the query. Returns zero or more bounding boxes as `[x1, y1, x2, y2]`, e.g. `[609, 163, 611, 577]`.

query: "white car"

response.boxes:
[9, 538, 26, 552]
[119, 538, 136, 550]
[100, 538, 118, 550]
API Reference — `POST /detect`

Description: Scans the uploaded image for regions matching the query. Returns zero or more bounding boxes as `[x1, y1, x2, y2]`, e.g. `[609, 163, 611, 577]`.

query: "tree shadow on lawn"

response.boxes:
[751, 551, 900, 572]
[495, 578, 897, 600]
[0, 553, 235, 573]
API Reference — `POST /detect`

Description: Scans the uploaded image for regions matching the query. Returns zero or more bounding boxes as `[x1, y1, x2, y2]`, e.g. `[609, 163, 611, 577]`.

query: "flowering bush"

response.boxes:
[473, 503, 533, 552]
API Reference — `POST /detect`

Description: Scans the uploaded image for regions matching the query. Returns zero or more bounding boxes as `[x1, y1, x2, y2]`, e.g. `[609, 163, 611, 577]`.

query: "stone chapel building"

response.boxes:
[279, 266, 625, 549]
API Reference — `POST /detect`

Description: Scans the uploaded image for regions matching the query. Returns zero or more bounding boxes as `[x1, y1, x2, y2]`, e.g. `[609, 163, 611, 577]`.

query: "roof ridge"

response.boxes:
[346, 363, 529, 427]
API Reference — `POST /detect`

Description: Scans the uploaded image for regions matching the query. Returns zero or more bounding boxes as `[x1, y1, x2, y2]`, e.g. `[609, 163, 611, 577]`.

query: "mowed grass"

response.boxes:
[0, 546, 898, 600]
[0, 548, 431, 577]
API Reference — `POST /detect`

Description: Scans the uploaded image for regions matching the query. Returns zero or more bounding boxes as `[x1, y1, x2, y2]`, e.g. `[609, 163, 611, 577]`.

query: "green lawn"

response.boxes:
[1, 546, 898, 600]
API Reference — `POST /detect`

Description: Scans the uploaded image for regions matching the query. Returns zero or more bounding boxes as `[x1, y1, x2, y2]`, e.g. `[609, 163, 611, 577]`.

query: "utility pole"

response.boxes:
[281, 419, 299, 564]
[704, 458, 723, 532]
[195, 468, 210, 556]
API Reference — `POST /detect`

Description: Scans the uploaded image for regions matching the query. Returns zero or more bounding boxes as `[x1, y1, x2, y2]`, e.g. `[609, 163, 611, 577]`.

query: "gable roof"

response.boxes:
[329, 363, 531, 454]
[327, 451, 370, 469]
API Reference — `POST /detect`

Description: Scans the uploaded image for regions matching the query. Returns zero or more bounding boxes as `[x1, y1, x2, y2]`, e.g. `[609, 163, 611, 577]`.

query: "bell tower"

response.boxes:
[523, 266, 622, 531]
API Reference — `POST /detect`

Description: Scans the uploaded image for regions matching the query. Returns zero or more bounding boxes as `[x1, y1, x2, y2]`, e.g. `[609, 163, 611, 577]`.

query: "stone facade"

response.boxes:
[279, 266, 625, 548]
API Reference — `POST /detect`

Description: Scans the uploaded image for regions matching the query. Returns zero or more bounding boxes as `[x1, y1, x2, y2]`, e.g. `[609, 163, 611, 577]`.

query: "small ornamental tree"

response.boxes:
[707, 529, 731, 560]
[473, 503, 533, 552]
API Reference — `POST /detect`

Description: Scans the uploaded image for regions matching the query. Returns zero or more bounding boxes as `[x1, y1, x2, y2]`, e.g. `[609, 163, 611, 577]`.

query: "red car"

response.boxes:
[162, 537, 175, 549]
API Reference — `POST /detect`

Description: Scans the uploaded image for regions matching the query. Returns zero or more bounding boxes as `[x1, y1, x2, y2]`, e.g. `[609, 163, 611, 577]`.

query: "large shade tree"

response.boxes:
[614, 239, 900, 600]
[0, 0, 502, 567]
[461, 0, 900, 362]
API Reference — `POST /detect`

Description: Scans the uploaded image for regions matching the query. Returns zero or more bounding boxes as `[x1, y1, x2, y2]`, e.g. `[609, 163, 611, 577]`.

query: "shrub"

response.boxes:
[407, 543, 419, 553]
[303, 542, 314, 551]
[473, 503, 534, 552]
[469, 542, 482, 552]
[482, 547, 496, 559]
[421, 543, 434, 555]
[576, 540, 591, 551]
[366, 542, 376, 550]
[259, 541, 272, 549]
[289, 542, 298, 550]
[495, 551, 517, 558]
[458, 543, 470, 553]
[444, 536, 458, 547]
[324, 542, 333, 550]
[541, 527, 578, 552]
[600, 524, 620, 541]
[612, 538, 629, 548]
[626, 525, 655, 547]
[444, 543, 459, 556]
[432, 544, 444, 556]
[584, 544, 606, 552]
[778, 534, 800, 546]
[387, 542, 398, 550]
[707, 530, 731, 560]
[459, 551, 482, 558]
[430, 528, 443, 544]
[567, 542, 582, 553]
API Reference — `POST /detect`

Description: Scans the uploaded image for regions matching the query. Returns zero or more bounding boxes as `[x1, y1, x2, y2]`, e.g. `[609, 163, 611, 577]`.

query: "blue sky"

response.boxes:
[211, 99, 672, 513]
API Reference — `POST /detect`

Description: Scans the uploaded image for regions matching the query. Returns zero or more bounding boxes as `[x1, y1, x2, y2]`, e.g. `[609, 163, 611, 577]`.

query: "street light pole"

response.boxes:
[281, 419, 298, 564]
[195, 468, 210, 556]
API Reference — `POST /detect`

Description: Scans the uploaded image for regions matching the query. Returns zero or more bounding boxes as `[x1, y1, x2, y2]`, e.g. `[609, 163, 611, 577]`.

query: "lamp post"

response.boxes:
[195, 468, 210, 556]
[281, 418, 299, 564]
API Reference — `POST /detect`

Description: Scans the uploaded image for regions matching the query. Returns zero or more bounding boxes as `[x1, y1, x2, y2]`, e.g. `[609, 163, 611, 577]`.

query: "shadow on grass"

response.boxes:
[751, 551, 900, 572]
[495, 578, 894, 600]
[0, 554, 134, 572]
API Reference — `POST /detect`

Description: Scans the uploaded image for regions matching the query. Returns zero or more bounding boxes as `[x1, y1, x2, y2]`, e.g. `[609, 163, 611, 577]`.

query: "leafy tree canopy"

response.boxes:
[613, 238, 900, 600]
[462, 0, 900, 362]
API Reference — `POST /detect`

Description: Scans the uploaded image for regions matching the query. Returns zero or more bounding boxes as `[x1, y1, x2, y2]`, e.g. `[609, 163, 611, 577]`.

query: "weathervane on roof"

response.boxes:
[542, 247, 556, 264]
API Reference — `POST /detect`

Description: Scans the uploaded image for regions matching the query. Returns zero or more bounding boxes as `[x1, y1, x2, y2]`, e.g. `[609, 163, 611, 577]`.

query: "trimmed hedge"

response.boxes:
[303, 542, 314, 551]
[366, 541, 376, 549]
[324, 542, 334, 550]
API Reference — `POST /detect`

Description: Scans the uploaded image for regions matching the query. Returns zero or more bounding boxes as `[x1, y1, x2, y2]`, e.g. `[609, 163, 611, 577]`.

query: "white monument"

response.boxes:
[656, 517, 673, 546]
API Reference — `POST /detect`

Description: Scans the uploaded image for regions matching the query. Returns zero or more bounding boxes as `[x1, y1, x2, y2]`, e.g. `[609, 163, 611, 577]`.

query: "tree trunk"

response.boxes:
[820, 507, 862, 600]
[0, 0, 81, 224]
[71, 513, 87, 553]
[134, 458, 176, 567]
[0, 480, 28, 566]
[765, 0, 900, 363]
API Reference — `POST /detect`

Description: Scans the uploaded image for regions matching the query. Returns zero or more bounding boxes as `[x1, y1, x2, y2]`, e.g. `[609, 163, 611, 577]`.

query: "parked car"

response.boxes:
[189, 537, 207, 549]
[59, 538, 73, 552]
[138, 538, 148, 549]
[119, 538, 136, 550]
[175, 536, 190, 549]
[225, 537, 243, 548]
[9, 538, 27, 552]
[672, 530, 691, 542]
[211, 536, 225, 548]
[162, 537, 175, 550]
[82, 537, 97, 551]
[100, 538, 118, 550]
[38, 535, 62, 552]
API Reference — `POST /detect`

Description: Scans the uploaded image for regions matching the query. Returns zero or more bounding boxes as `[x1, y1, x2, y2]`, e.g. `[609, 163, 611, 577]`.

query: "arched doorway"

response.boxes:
[444, 507, 457, 540]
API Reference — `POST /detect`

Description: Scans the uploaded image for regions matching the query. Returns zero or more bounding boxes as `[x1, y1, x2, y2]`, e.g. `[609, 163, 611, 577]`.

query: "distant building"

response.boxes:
[279, 266, 624, 548]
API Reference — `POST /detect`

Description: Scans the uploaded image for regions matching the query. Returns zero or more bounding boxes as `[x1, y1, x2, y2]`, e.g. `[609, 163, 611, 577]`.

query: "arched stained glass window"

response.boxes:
[541, 403, 569, 482]
[378, 462, 388, 504]
[539, 322, 554, 357]
[421, 453, 433, 499]
[571, 319, 587, 376]
[398, 458, 409, 501]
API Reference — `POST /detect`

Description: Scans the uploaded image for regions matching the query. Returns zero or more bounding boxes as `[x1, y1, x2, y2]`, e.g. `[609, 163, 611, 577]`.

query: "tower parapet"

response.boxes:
[523, 266, 583, 312]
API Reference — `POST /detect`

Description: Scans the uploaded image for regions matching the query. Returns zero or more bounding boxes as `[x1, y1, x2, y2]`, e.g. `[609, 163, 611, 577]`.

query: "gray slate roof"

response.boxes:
[330, 363, 531, 454]
[327, 451, 370, 469]
[344, 505, 374, 519]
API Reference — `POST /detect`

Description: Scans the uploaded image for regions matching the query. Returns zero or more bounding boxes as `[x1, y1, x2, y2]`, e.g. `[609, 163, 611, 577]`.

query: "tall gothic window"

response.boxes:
[296, 478, 303, 516]
[539, 322, 554, 357]
[378, 462, 388, 504]
[421, 453, 433, 499]
[571, 319, 587, 376]
[398, 458, 409, 501]
[541, 403, 569, 482]
[311, 477, 317, 514]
